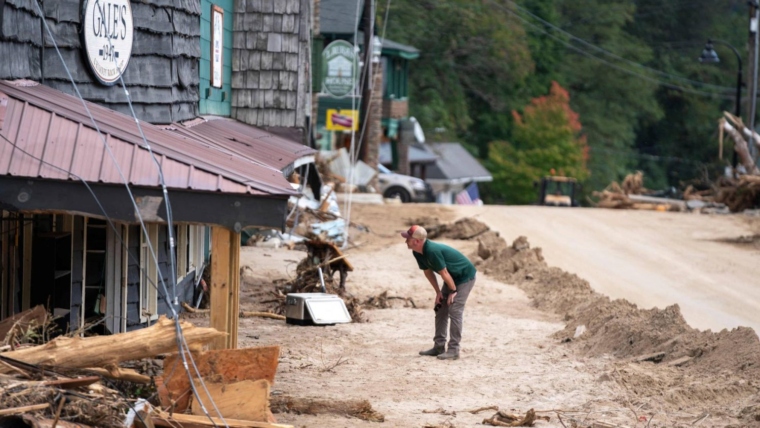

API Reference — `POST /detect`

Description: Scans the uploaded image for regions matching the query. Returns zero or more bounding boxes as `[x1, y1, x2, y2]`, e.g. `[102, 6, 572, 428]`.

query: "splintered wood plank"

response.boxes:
[191, 379, 270, 421]
[153, 410, 293, 428]
[160, 346, 280, 412]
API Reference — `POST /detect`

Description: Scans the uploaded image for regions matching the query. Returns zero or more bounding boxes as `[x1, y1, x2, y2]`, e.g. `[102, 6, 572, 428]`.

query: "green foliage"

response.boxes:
[485, 82, 589, 204]
[379, 0, 533, 142]
[381, 0, 753, 202]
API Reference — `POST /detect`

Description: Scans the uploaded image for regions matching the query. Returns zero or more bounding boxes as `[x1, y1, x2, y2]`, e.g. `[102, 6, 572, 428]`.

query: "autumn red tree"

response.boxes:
[486, 81, 589, 204]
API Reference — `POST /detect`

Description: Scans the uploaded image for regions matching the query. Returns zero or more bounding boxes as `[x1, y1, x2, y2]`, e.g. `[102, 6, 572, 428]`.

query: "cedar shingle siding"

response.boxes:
[231, 0, 309, 130]
[0, 0, 201, 124]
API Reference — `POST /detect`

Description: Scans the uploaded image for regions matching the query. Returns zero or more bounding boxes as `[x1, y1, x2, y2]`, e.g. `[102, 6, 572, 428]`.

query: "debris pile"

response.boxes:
[276, 239, 366, 322]
[0, 314, 296, 428]
[592, 171, 688, 212]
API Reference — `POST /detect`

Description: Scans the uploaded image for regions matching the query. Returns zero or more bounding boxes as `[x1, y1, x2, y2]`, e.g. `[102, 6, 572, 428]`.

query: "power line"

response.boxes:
[499, 0, 737, 94]
[487, 0, 736, 100]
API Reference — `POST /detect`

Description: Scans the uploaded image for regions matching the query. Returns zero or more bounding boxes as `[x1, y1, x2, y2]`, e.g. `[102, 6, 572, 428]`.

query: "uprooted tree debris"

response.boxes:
[0, 312, 306, 428]
[592, 111, 760, 213]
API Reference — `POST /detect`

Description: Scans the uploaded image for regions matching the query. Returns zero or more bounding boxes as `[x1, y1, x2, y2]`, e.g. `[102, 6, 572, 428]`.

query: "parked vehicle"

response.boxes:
[377, 164, 433, 203]
[535, 175, 580, 207]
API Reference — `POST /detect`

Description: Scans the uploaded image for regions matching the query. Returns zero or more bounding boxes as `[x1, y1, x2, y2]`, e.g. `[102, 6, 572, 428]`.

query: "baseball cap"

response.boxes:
[401, 225, 427, 240]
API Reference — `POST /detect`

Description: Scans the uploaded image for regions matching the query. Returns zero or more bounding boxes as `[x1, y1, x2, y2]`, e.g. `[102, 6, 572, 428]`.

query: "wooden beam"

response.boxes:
[210, 227, 240, 350]
[0, 316, 224, 374]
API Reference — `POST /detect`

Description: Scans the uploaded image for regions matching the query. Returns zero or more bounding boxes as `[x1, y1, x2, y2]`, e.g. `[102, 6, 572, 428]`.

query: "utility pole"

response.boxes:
[358, 0, 374, 163]
[749, 1, 760, 160]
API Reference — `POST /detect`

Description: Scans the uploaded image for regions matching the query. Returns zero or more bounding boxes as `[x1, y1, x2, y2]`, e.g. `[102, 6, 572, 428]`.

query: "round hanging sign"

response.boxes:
[82, 0, 134, 85]
[321, 40, 358, 98]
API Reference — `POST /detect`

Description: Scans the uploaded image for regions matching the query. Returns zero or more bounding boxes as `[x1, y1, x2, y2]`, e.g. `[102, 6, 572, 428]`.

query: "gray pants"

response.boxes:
[434, 276, 476, 352]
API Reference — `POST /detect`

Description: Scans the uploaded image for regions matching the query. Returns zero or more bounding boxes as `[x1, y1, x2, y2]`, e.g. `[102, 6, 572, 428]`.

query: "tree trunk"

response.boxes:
[0, 316, 224, 373]
[723, 121, 760, 174]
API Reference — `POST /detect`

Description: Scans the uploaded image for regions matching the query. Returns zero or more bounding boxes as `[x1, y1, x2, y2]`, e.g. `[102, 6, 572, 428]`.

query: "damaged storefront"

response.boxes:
[0, 0, 315, 345]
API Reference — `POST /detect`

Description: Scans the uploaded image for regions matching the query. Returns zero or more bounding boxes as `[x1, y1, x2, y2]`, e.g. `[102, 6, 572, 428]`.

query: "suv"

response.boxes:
[377, 164, 433, 203]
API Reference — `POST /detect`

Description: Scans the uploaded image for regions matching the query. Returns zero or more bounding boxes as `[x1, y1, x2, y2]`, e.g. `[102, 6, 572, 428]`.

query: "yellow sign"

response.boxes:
[326, 109, 359, 131]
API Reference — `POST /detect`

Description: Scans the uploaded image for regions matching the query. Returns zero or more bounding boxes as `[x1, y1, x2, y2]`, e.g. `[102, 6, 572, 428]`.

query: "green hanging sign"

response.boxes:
[321, 40, 358, 98]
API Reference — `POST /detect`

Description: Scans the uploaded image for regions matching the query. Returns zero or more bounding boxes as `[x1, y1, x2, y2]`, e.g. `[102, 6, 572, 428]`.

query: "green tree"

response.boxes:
[485, 82, 589, 204]
[379, 0, 533, 142]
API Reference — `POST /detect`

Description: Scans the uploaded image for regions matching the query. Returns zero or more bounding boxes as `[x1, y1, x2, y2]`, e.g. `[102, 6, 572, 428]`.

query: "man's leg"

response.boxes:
[444, 277, 475, 353]
[433, 296, 450, 348]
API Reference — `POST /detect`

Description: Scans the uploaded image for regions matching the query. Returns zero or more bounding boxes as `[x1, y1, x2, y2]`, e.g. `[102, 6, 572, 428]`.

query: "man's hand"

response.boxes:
[435, 291, 443, 305]
[447, 291, 457, 306]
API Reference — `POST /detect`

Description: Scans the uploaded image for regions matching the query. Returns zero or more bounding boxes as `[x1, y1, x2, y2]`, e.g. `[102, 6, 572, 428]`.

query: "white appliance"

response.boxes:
[285, 293, 352, 326]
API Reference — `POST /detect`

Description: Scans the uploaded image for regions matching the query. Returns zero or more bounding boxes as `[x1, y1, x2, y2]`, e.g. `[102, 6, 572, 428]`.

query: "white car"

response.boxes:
[377, 164, 433, 203]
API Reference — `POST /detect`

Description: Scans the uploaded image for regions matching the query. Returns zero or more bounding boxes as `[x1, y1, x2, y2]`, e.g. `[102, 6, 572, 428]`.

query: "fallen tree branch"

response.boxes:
[0, 403, 50, 416]
[0, 316, 224, 374]
[239, 312, 286, 320]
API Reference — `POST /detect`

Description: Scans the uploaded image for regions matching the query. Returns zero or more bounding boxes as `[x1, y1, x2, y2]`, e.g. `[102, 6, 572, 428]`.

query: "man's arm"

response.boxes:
[423, 269, 441, 293]
[437, 267, 457, 292]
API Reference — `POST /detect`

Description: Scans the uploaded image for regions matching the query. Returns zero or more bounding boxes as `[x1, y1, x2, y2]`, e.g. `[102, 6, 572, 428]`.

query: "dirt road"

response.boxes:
[455, 206, 760, 333]
[222, 203, 760, 428]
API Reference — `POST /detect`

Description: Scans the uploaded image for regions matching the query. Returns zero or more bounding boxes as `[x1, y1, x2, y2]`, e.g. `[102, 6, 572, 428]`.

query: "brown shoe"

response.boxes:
[437, 349, 459, 360]
[419, 346, 445, 356]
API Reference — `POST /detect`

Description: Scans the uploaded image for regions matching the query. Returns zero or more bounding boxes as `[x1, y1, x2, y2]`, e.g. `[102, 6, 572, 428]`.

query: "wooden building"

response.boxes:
[0, 0, 314, 348]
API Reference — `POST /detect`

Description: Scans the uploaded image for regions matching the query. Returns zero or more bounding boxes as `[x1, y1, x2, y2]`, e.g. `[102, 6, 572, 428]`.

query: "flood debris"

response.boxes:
[592, 170, 759, 213]
[270, 395, 384, 422]
[482, 408, 547, 427]
[0, 317, 295, 428]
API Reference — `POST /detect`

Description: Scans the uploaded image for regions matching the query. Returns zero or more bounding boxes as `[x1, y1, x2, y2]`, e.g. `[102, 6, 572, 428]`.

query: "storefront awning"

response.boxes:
[0, 80, 296, 229]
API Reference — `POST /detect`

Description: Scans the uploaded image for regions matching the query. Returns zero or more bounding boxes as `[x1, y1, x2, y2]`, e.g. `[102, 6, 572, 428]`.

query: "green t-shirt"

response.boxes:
[412, 240, 477, 286]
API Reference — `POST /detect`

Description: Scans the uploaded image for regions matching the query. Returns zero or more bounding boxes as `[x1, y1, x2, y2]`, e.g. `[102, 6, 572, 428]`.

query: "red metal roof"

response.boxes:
[0, 80, 298, 196]
[178, 117, 316, 172]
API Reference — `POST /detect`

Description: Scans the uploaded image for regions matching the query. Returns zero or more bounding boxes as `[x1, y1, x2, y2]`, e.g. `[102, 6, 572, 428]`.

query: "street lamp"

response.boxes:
[699, 39, 743, 167]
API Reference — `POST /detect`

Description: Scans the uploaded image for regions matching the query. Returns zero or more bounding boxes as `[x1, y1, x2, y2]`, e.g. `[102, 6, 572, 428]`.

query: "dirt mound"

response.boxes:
[412, 217, 490, 240]
[463, 224, 760, 397]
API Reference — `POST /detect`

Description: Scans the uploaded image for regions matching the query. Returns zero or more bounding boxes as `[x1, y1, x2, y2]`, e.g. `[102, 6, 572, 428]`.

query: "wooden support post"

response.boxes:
[22, 214, 32, 311]
[210, 227, 241, 349]
[1, 211, 8, 319]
